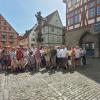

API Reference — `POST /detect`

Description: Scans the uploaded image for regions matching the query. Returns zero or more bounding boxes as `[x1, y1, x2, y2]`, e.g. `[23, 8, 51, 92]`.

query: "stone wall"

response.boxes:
[65, 28, 86, 46]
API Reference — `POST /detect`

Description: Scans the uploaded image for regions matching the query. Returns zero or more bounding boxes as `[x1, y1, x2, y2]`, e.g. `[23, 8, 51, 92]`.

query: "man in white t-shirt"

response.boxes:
[75, 46, 81, 66]
[60, 46, 67, 68]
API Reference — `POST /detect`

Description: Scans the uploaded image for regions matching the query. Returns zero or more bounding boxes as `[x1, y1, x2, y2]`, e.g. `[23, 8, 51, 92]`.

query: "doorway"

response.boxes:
[81, 42, 95, 57]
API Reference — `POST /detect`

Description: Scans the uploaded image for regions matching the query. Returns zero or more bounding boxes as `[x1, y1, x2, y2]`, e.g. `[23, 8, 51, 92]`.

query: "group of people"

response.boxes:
[0, 45, 86, 72]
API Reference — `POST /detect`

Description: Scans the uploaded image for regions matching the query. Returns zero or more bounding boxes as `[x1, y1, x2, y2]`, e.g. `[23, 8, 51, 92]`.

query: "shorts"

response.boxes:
[51, 56, 56, 64]
[75, 58, 80, 61]
[56, 57, 61, 64]
[1, 60, 7, 65]
[62, 57, 67, 63]
[68, 60, 72, 66]
[45, 55, 50, 62]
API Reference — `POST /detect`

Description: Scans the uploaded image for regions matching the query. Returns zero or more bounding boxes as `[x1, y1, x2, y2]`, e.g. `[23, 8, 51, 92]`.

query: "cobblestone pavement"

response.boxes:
[0, 58, 100, 100]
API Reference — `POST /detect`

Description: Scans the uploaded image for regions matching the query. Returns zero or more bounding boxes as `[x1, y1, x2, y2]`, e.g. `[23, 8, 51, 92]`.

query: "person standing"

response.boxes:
[16, 46, 24, 61]
[71, 46, 76, 69]
[1, 47, 10, 71]
[80, 48, 86, 66]
[50, 46, 57, 69]
[16, 46, 24, 70]
[28, 52, 35, 72]
[67, 47, 72, 68]
[40, 47, 46, 67]
[34, 47, 41, 71]
[56, 46, 61, 69]
[10, 48, 17, 71]
[74, 46, 81, 67]
[44, 47, 51, 69]
[60, 46, 67, 69]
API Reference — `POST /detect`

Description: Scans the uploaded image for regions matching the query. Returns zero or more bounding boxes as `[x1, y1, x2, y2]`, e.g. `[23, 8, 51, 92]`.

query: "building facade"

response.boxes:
[28, 24, 37, 48]
[19, 35, 29, 48]
[41, 11, 64, 46]
[19, 11, 64, 48]
[0, 14, 18, 48]
[63, 0, 100, 57]
[19, 24, 37, 48]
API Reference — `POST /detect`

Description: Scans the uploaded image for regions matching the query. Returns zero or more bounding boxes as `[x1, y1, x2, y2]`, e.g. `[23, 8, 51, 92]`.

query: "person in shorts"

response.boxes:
[50, 46, 57, 69]
[56, 46, 61, 69]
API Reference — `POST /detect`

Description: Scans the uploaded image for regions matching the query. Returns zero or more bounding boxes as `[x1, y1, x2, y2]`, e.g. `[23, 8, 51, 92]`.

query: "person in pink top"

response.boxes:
[34, 47, 41, 71]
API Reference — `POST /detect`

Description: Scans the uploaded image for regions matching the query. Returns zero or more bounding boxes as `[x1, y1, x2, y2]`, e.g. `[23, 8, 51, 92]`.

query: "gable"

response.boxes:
[0, 15, 18, 35]
[48, 11, 63, 28]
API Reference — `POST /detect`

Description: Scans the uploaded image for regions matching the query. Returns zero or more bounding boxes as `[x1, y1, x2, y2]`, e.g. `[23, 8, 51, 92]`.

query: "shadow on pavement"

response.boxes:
[0, 58, 100, 85]
[77, 58, 100, 84]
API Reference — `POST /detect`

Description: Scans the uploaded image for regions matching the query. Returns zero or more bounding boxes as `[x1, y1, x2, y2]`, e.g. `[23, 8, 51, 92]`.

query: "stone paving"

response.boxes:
[0, 58, 100, 100]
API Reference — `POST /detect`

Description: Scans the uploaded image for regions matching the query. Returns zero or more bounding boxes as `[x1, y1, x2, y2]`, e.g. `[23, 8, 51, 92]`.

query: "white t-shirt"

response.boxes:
[75, 49, 81, 58]
[40, 49, 44, 56]
[57, 49, 61, 58]
[32, 48, 36, 55]
[60, 49, 67, 58]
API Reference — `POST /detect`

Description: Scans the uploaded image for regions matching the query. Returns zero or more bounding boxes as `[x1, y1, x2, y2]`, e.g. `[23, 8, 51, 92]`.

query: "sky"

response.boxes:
[0, 0, 66, 34]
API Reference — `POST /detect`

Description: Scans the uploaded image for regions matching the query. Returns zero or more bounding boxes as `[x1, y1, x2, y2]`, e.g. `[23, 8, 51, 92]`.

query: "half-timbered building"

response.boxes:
[63, 0, 100, 57]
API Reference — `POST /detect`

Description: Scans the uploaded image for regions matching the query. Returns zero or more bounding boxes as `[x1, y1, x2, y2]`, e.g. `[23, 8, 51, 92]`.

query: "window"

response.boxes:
[69, 11, 74, 17]
[89, 8, 95, 18]
[2, 35, 6, 38]
[88, 2, 95, 18]
[4, 22, 7, 25]
[1, 36, 6, 42]
[31, 38, 35, 41]
[55, 19, 58, 24]
[89, 2, 95, 8]
[97, 0, 100, 4]
[97, 6, 100, 15]
[9, 38, 14, 42]
[97, 0, 100, 16]
[74, 14, 79, 23]
[2, 33, 6, 36]
[43, 37, 45, 42]
[51, 36, 54, 42]
[57, 29, 61, 33]
[57, 37, 60, 42]
[51, 27, 54, 32]
[3, 26, 7, 30]
[2, 41, 6, 45]
[69, 17, 74, 25]
[69, 9, 80, 25]
[31, 44, 34, 46]
[9, 28, 11, 31]
[71, 0, 77, 5]
[10, 33, 14, 36]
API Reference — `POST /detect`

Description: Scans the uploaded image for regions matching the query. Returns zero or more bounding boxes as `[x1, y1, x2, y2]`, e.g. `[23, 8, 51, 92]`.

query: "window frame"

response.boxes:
[88, 1, 95, 19]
